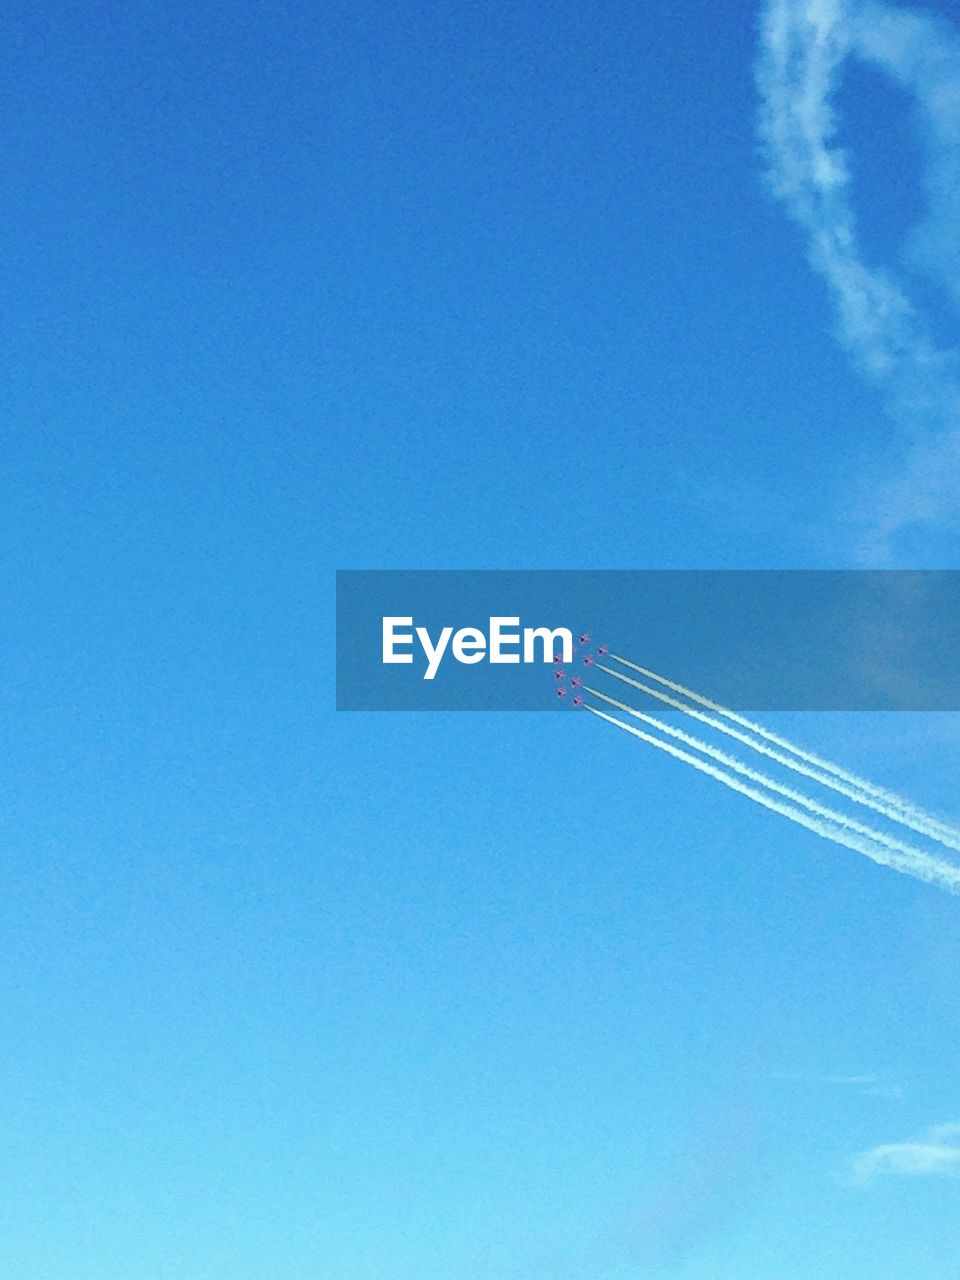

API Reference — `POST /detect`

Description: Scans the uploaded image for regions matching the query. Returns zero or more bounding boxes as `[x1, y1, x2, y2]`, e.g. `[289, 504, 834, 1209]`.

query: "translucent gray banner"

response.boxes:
[335, 571, 960, 711]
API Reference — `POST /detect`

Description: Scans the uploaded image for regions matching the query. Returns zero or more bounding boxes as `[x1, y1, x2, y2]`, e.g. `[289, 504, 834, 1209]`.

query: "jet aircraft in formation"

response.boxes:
[553, 634, 606, 705]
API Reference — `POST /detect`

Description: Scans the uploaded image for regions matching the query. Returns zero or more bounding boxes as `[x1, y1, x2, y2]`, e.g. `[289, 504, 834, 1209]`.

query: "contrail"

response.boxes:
[607, 652, 960, 848]
[584, 703, 960, 893]
[585, 685, 959, 871]
[600, 657, 960, 854]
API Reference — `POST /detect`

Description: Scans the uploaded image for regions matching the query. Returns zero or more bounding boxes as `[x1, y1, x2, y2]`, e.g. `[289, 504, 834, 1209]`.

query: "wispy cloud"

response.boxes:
[851, 1123, 960, 1180]
[756, 0, 960, 561]
[769, 1070, 906, 1098]
[820, 1073, 885, 1086]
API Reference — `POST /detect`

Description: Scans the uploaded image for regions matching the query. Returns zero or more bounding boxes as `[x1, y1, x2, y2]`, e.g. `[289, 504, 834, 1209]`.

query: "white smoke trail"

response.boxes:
[757, 0, 960, 556]
[597, 659, 960, 853]
[608, 651, 960, 847]
[584, 702, 960, 892]
[585, 684, 960, 869]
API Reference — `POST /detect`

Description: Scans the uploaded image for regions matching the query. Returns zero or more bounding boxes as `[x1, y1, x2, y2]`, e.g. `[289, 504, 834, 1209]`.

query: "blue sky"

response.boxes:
[3, 0, 960, 1276]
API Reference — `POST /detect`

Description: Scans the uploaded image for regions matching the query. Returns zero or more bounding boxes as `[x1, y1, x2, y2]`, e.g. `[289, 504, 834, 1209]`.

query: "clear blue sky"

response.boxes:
[3, 1, 960, 1276]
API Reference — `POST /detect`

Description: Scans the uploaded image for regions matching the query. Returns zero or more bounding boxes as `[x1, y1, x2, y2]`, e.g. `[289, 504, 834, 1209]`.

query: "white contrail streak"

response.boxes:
[584, 703, 960, 893]
[585, 685, 958, 870]
[610, 651, 960, 842]
[599, 657, 960, 854]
